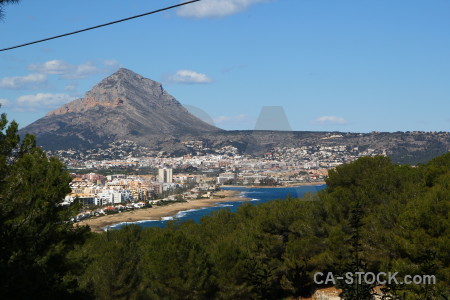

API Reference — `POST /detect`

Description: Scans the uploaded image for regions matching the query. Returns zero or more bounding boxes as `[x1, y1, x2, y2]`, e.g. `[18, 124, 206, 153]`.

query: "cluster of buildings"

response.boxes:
[51, 142, 388, 197]
[50, 140, 385, 174]
[54, 142, 391, 221]
[62, 168, 219, 209]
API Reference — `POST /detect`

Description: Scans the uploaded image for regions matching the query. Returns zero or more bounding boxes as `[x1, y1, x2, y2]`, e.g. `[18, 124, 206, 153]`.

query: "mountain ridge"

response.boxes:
[18, 68, 450, 164]
[20, 68, 222, 148]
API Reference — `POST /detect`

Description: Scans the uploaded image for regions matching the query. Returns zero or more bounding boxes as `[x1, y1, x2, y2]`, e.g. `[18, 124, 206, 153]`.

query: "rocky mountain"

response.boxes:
[20, 68, 221, 149]
[19, 68, 450, 164]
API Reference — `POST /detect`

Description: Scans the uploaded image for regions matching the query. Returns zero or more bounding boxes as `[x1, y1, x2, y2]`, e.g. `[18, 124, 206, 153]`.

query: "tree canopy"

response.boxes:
[75, 153, 449, 299]
[0, 110, 90, 299]
[0, 0, 18, 19]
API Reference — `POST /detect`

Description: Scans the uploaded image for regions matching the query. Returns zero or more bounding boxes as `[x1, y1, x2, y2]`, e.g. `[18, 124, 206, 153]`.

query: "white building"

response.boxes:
[158, 168, 173, 183]
[217, 173, 236, 184]
[97, 190, 133, 205]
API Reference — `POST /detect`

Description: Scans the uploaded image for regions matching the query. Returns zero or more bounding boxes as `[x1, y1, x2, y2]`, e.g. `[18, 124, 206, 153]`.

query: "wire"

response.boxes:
[0, 0, 201, 52]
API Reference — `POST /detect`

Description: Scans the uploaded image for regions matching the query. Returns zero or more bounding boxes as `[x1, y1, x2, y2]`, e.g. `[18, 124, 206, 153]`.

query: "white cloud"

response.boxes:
[312, 116, 349, 125]
[0, 98, 8, 106]
[16, 93, 74, 110]
[102, 60, 122, 75]
[28, 60, 71, 75]
[0, 73, 47, 89]
[27, 60, 118, 80]
[168, 70, 213, 84]
[177, 0, 269, 18]
[63, 61, 100, 79]
[64, 84, 77, 91]
[103, 60, 120, 69]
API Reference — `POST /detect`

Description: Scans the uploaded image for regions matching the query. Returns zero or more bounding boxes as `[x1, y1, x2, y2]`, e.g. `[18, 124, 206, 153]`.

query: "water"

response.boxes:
[107, 184, 326, 230]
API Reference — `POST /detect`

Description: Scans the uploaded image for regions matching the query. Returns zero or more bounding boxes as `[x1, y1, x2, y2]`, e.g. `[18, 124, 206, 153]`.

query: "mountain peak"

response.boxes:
[46, 68, 172, 116]
[116, 67, 135, 74]
[21, 69, 221, 149]
[107, 68, 140, 83]
[92, 68, 162, 96]
[114, 67, 140, 76]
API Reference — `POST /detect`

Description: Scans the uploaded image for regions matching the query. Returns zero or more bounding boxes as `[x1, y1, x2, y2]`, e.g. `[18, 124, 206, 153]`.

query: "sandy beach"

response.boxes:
[77, 190, 249, 233]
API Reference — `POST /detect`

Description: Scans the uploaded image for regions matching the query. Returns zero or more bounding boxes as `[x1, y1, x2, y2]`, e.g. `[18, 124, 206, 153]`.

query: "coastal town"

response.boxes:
[52, 137, 387, 174]
[59, 140, 387, 224]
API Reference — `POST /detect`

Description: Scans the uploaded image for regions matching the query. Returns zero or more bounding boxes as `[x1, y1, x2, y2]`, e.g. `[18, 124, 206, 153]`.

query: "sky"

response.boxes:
[0, 0, 449, 132]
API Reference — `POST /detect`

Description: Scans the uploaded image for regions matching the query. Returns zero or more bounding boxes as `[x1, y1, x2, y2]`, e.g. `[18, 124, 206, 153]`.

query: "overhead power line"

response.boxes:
[0, 0, 201, 52]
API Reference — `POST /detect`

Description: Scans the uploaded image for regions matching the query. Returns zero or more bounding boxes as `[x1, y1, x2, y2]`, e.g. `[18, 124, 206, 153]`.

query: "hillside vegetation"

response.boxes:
[75, 154, 449, 299]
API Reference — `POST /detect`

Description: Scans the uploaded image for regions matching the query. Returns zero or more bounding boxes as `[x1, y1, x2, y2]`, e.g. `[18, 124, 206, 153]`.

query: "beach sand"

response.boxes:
[77, 190, 249, 233]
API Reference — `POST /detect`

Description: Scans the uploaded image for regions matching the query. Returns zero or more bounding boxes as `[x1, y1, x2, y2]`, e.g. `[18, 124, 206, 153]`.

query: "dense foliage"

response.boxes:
[0, 111, 90, 299]
[1, 111, 449, 299]
[75, 155, 449, 299]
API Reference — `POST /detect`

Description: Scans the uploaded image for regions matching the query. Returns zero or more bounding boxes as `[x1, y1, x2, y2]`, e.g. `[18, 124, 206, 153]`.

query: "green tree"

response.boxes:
[259, 177, 278, 186]
[52, 152, 449, 299]
[79, 225, 142, 300]
[387, 168, 450, 299]
[321, 155, 449, 299]
[140, 225, 216, 299]
[0, 110, 90, 299]
[0, 0, 19, 19]
[338, 201, 374, 300]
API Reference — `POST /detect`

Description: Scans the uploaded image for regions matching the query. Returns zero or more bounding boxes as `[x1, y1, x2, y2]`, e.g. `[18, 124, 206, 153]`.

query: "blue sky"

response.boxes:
[0, 0, 449, 132]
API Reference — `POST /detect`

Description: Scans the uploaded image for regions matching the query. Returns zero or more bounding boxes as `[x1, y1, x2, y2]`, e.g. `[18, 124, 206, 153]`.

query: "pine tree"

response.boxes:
[0, 110, 90, 299]
[0, 0, 19, 19]
[338, 200, 374, 300]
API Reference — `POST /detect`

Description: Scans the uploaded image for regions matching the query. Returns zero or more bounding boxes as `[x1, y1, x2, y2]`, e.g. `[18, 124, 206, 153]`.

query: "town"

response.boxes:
[56, 139, 387, 221]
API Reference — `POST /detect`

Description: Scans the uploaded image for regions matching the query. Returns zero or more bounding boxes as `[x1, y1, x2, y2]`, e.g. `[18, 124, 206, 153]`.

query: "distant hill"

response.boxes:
[20, 68, 222, 149]
[19, 68, 450, 164]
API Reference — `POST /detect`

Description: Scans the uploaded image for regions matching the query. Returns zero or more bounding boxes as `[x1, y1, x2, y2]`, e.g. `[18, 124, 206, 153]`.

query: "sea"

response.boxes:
[107, 184, 326, 231]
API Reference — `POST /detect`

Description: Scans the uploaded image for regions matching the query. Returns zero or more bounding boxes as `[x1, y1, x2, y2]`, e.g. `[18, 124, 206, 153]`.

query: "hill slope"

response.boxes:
[20, 68, 222, 149]
[19, 68, 450, 164]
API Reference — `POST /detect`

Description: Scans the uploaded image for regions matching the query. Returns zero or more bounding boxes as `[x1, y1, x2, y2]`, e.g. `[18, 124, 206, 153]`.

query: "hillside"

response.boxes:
[20, 68, 222, 149]
[19, 68, 450, 164]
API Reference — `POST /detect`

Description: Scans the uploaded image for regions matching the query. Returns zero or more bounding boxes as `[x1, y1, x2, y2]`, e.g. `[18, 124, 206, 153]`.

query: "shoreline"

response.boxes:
[77, 190, 249, 233]
[223, 181, 326, 188]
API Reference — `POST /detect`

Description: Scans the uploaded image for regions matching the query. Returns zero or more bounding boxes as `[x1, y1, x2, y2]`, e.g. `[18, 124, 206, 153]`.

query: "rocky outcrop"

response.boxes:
[295, 286, 388, 300]
[47, 96, 126, 116]
[20, 68, 222, 149]
[311, 287, 342, 300]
